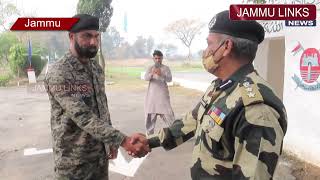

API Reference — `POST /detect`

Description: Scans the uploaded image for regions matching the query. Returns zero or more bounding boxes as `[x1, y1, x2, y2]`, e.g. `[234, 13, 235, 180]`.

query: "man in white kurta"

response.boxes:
[144, 50, 175, 135]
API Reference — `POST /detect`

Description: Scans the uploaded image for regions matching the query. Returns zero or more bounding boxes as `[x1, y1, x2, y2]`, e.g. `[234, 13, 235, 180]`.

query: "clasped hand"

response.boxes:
[121, 133, 151, 158]
[152, 68, 161, 76]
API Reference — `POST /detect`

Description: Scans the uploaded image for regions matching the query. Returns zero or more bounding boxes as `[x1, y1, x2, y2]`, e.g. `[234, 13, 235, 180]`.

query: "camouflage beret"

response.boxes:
[209, 10, 265, 44]
[69, 14, 99, 33]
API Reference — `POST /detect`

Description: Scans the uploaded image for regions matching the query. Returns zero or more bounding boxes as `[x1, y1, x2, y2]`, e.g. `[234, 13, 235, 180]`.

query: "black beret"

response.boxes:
[69, 14, 99, 33]
[209, 10, 265, 44]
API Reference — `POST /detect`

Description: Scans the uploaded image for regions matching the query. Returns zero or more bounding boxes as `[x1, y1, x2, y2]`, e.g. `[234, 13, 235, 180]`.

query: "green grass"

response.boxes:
[0, 65, 11, 86]
[0, 74, 12, 87]
[105, 62, 205, 81]
[171, 63, 204, 72]
[104, 62, 205, 91]
[106, 66, 144, 78]
[105, 66, 147, 91]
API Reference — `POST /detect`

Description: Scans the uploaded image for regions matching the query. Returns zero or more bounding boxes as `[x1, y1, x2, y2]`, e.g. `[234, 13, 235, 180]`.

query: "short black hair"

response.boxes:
[153, 50, 163, 57]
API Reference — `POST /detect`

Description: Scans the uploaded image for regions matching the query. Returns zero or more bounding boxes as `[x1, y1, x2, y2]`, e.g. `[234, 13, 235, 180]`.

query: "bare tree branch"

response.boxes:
[166, 19, 205, 61]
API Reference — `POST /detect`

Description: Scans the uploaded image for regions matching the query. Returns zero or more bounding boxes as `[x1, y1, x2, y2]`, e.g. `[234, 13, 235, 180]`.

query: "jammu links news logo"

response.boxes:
[291, 43, 320, 91]
[229, 4, 317, 27]
[229, 4, 317, 20]
[27, 83, 94, 98]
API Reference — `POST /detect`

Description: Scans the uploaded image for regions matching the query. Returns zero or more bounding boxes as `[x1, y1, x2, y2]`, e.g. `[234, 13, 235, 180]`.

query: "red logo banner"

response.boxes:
[10, 18, 79, 31]
[229, 4, 317, 20]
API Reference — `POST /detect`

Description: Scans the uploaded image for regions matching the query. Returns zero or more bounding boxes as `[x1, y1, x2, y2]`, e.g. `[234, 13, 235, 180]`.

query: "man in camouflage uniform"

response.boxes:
[44, 14, 149, 180]
[146, 10, 287, 179]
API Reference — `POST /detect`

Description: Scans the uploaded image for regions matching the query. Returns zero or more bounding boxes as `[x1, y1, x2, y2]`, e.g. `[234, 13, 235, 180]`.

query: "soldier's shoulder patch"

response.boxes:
[240, 79, 264, 106]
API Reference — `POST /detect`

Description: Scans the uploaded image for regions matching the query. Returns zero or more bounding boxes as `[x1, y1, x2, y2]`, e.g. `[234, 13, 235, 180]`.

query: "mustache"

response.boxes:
[86, 46, 98, 51]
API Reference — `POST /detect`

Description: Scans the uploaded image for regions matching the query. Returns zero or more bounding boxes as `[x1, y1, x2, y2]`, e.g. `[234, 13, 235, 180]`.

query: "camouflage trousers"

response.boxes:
[55, 158, 109, 180]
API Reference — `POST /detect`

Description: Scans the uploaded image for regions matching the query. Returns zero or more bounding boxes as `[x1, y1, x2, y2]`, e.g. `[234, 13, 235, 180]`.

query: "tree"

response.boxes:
[131, 36, 147, 58]
[156, 43, 178, 59]
[8, 42, 47, 79]
[32, 32, 68, 60]
[46, 32, 69, 59]
[15, 31, 68, 63]
[0, 0, 19, 31]
[8, 44, 25, 78]
[166, 19, 204, 61]
[197, 49, 204, 59]
[102, 26, 123, 59]
[0, 32, 18, 65]
[22, 54, 46, 77]
[146, 36, 155, 56]
[114, 42, 132, 59]
[77, 0, 113, 72]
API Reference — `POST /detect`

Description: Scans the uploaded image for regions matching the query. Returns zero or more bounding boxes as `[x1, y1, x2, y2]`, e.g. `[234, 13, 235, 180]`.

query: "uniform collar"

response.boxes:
[228, 63, 254, 82]
[66, 51, 92, 72]
[216, 63, 254, 91]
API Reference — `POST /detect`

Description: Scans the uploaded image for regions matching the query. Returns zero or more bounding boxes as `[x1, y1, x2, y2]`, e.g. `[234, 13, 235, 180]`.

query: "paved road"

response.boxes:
[0, 85, 295, 180]
[173, 71, 216, 83]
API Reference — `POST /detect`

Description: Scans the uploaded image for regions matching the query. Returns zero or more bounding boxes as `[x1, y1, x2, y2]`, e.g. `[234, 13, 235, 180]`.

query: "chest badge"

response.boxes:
[207, 105, 226, 125]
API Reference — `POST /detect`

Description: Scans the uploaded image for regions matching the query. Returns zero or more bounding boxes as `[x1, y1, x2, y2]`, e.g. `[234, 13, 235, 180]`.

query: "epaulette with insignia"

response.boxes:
[240, 80, 264, 106]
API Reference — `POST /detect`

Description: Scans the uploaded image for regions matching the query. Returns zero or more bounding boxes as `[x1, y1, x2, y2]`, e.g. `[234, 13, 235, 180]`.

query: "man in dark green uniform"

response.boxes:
[141, 10, 287, 179]
[45, 14, 150, 180]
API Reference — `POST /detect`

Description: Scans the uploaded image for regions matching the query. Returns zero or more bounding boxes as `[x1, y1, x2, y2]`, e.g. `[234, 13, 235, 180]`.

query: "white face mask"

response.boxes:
[202, 40, 225, 73]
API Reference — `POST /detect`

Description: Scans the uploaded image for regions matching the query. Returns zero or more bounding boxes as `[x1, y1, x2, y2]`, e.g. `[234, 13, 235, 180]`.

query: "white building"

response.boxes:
[253, 1, 320, 166]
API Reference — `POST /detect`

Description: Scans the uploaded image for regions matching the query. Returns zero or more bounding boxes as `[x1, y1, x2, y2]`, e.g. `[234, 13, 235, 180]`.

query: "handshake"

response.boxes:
[112, 133, 151, 159]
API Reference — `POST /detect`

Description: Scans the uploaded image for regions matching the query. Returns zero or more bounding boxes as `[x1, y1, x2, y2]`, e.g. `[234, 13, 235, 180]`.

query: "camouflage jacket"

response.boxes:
[44, 52, 126, 179]
[148, 64, 287, 180]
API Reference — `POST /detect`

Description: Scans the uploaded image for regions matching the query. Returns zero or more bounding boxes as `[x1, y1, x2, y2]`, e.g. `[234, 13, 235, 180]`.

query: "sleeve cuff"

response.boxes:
[111, 131, 127, 149]
[147, 135, 161, 149]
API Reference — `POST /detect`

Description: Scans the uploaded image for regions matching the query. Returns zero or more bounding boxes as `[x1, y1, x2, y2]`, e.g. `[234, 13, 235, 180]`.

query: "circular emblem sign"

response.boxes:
[300, 48, 320, 83]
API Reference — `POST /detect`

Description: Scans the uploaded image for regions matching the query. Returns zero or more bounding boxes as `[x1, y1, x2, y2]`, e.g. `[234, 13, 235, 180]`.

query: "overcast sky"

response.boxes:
[11, 0, 243, 54]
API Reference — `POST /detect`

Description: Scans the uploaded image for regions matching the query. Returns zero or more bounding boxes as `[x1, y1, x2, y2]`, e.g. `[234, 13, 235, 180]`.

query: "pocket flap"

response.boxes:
[197, 103, 206, 120]
[201, 115, 224, 142]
